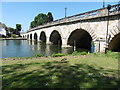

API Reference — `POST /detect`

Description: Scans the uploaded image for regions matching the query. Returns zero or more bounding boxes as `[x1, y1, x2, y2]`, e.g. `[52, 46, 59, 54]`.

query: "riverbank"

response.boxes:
[0, 37, 27, 40]
[2, 52, 119, 88]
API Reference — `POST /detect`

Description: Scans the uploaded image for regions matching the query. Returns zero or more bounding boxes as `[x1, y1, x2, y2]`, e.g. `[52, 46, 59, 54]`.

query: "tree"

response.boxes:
[7, 27, 14, 33]
[47, 12, 53, 22]
[37, 13, 48, 25]
[0, 22, 7, 28]
[2, 23, 7, 28]
[30, 21, 36, 28]
[16, 24, 22, 31]
[15, 24, 22, 36]
[30, 12, 54, 28]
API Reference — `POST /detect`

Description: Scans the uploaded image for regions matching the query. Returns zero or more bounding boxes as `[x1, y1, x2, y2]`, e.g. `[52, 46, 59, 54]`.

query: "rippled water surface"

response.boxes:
[1, 40, 89, 58]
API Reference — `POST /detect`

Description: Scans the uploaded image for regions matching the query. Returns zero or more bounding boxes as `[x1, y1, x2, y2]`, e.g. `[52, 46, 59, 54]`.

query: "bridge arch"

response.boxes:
[108, 33, 120, 52]
[34, 33, 38, 41]
[108, 25, 120, 52]
[39, 31, 46, 42]
[27, 34, 29, 39]
[66, 23, 97, 41]
[50, 30, 62, 45]
[30, 34, 32, 40]
[67, 28, 93, 50]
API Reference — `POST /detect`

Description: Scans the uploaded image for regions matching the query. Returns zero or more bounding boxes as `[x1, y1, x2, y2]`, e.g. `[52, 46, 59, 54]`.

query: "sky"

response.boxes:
[1, 1, 119, 32]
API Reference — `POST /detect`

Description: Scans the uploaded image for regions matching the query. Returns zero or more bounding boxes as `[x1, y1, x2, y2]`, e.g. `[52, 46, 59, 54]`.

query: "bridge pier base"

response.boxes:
[61, 38, 72, 48]
[61, 44, 72, 48]
[27, 38, 30, 40]
[38, 40, 42, 43]
[94, 40, 106, 52]
[46, 37, 52, 45]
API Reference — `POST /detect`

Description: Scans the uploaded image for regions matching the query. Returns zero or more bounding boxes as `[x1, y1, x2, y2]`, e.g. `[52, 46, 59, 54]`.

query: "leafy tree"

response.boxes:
[2, 24, 6, 28]
[30, 21, 36, 28]
[30, 13, 48, 28]
[30, 12, 54, 28]
[0, 22, 7, 28]
[37, 13, 48, 25]
[15, 24, 21, 36]
[16, 24, 22, 31]
[47, 12, 53, 22]
[34, 16, 38, 26]
[7, 27, 14, 33]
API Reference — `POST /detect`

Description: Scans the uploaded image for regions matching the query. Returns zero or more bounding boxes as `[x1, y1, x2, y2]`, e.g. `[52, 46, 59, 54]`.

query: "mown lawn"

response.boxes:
[2, 53, 120, 89]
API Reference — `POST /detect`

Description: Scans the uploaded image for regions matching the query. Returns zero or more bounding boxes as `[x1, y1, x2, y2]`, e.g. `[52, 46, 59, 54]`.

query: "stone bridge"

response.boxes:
[21, 4, 120, 52]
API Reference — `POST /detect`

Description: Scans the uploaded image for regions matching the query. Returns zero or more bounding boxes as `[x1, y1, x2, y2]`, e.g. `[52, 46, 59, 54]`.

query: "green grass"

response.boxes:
[34, 53, 43, 57]
[51, 53, 66, 57]
[11, 34, 17, 38]
[2, 53, 119, 89]
[72, 51, 87, 56]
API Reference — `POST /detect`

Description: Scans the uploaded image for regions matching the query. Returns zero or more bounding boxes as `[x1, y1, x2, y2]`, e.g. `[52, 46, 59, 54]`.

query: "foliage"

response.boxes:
[30, 13, 48, 28]
[88, 50, 119, 59]
[30, 12, 54, 28]
[34, 53, 42, 57]
[106, 50, 119, 59]
[7, 27, 15, 32]
[0, 22, 6, 28]
[47, 12, 53, 22]
[11, 34, 17, 38]
[51, 53, 66, 57]
[16, 24, 22, 31]
[72, 51, 87, 56]
[30, 21, 36, 28]
[37, 13, 48, 25]
[72, 51, 80, 56]
[80, 51, 87, 55]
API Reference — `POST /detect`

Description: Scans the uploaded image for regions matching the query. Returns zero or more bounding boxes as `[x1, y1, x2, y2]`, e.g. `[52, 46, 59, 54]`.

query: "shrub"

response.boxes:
[90, 51, 119, 59]
[80, 51, 87, 55]
[51, 53, 65, 57]
[11, 34, 17, 38]
[106, 50, 118, 59]
[34, 53, 42, 57]
[72, 51, 80, 56]
[72, 51, 87, 56]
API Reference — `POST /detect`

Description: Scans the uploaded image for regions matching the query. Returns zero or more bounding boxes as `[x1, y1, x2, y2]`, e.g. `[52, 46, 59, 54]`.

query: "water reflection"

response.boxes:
[27, 40, 73, 56]
[1, 40, 90, 58]
[2, 40, 34, 58]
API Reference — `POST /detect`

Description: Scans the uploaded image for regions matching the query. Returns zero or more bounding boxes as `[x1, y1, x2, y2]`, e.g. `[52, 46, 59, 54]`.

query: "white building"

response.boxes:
[0, 27, 6, 37]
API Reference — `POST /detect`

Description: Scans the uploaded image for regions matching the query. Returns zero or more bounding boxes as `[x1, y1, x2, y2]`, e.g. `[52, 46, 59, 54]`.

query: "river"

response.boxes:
[1, 40, 90, 58]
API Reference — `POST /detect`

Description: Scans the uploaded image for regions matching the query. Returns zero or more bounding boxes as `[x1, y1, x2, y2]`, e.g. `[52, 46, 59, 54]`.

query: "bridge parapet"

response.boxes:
[27, 4, 120, 32]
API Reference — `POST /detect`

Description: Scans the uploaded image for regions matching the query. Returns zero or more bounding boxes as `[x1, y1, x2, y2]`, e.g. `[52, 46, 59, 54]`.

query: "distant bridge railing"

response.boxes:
[27, 4, 120, 32]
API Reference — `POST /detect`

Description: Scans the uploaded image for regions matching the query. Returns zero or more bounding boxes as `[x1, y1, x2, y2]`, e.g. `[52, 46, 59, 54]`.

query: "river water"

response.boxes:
[1, 40, 89, 58]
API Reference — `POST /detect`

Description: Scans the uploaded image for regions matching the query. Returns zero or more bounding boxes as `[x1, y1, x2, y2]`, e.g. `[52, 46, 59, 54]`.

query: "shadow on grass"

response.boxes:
[2, 61, 119, 89]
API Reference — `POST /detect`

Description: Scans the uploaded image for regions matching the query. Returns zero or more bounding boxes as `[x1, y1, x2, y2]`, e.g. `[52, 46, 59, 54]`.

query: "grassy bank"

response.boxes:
[2, 52, 120, 89]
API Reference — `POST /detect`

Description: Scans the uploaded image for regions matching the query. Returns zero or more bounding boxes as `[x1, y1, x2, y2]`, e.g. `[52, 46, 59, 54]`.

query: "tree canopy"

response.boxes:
[0, 22, 7, 28]
[16, 24, 22, 31]
[47, 12, 53, 22]
[30, 12, 54, 28]
[7, 27, 14, 32]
